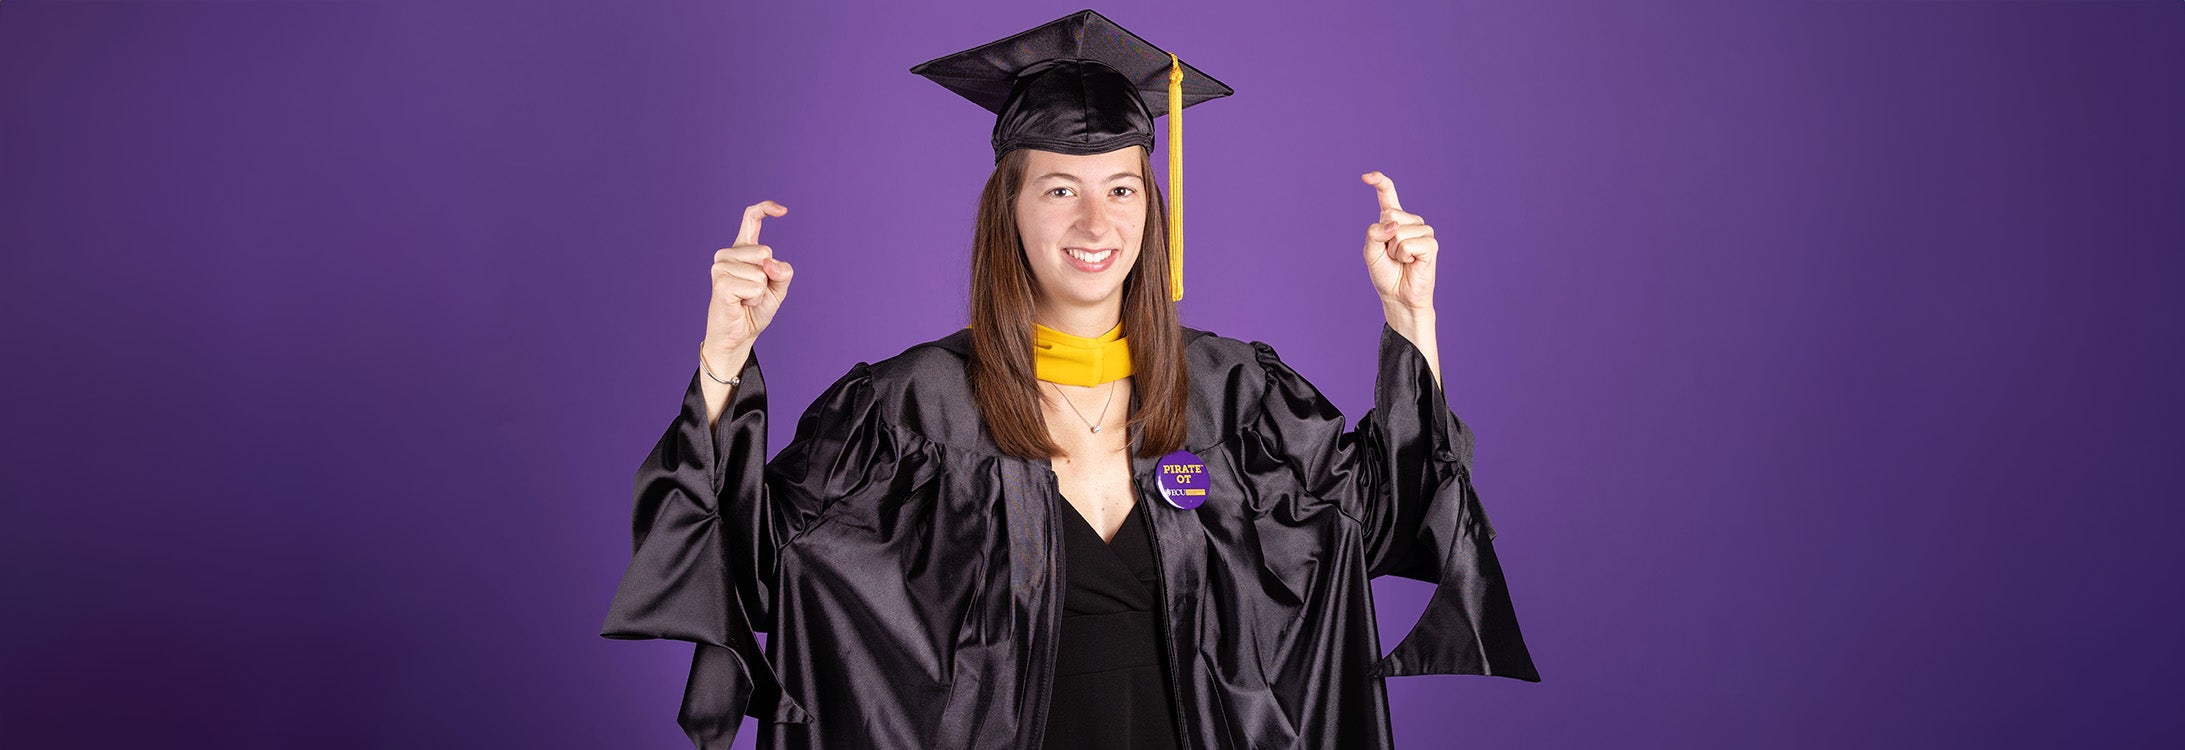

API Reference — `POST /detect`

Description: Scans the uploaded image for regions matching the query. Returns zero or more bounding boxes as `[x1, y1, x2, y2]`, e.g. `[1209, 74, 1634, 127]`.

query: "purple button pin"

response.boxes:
[1155, 450, 1209, 510]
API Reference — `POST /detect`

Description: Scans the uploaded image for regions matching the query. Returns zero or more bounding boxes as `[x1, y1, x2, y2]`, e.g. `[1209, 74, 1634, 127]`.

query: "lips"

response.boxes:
[1062, 247, 1118, 273]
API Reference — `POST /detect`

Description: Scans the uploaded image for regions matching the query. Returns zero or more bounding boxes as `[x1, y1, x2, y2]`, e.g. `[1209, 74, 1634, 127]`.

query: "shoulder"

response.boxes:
[840, 327, 989, 450]
[866, 327, 974, 392]
[1179, 325, 1297, 390]
[1183, 325, 1268, 368]
[1177, 326, 1339, 451]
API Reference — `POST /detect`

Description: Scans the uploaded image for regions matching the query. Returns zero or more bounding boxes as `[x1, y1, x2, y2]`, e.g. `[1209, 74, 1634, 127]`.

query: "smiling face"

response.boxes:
[1013, 146, 1149, 330]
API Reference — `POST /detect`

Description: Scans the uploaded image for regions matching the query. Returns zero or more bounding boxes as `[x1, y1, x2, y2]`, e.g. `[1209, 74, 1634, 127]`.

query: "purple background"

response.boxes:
[4, 1, 2182, 747]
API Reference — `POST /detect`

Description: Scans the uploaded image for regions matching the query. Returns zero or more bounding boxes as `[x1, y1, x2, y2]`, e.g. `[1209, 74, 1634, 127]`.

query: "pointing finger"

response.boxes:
[1362, 171, 1403, 213]
[735, 200, 787, 247]
[1381, 208, 1424, 226]
[716, 244, 773, 265]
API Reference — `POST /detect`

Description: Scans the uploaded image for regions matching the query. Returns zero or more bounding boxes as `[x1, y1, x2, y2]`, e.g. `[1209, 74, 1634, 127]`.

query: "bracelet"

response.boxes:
[700, 345, 742, 386]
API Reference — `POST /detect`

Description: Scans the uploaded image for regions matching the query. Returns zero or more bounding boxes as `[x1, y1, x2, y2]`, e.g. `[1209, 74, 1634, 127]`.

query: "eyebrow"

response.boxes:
[1030, 171, 1144, 184]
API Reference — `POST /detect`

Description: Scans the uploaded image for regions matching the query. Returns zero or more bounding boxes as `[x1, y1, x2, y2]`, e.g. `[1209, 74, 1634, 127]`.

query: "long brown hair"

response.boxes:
[968, 147, 1188, 459]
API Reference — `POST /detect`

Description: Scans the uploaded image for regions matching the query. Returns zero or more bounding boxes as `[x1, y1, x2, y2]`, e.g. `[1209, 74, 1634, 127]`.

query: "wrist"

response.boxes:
[1380, 302, 1436, 338]
[1380, 304, 1443, 389]
[699, 339, 752, 384]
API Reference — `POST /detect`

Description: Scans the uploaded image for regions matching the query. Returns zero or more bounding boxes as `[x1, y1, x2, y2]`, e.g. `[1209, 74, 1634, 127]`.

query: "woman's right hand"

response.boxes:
[704, 200, 796, 367]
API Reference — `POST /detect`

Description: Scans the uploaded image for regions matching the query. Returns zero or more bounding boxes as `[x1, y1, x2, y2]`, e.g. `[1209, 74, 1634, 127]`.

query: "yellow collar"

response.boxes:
[1033, 322, 1134, 386]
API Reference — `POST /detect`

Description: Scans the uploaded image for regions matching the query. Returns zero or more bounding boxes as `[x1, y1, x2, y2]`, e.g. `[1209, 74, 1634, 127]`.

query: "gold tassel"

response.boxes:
[1167, 53, 1184, 302]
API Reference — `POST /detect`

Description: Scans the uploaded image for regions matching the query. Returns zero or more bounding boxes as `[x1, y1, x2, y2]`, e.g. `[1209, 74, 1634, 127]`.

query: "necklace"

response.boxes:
[1047, 379, 1116, 433]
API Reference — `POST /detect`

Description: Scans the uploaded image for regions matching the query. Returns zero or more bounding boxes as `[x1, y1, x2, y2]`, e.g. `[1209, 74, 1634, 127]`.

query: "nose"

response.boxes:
[1071, 195, 1115, 241]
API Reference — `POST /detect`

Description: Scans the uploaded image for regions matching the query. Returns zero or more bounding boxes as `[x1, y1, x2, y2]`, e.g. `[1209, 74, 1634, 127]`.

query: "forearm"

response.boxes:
[1383, 304, 1442, 389]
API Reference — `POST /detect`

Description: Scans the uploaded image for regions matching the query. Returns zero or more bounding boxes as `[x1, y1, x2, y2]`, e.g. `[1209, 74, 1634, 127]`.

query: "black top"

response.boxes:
[1043, 496, 1183, 750]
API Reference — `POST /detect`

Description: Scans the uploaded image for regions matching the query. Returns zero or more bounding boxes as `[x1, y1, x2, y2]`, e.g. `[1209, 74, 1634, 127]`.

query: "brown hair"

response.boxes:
[968, 147, 1188, 459]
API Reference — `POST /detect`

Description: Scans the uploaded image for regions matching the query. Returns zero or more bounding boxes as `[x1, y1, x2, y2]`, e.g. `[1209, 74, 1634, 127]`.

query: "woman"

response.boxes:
[603, 10, 1537, 750]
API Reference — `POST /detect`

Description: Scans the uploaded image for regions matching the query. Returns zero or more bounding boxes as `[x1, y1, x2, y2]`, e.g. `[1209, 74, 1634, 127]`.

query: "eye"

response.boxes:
[1109, 186, 1137, 198]
[1047, 187, 1076, 198]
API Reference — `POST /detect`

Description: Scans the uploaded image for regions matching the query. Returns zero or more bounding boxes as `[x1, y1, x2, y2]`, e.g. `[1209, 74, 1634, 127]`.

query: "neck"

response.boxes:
[1031, 315, 1134, 387]
[1034, 300, 1123, 339]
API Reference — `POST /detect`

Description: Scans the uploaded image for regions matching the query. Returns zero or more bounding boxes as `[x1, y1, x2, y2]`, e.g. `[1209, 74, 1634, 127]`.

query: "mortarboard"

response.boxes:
[910, 9, 1233, 302]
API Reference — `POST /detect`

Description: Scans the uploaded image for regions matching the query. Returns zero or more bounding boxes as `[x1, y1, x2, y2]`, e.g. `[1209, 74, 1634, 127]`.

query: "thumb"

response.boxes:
[1363, 221, 1394, 261]
[766, 258, 794, 291]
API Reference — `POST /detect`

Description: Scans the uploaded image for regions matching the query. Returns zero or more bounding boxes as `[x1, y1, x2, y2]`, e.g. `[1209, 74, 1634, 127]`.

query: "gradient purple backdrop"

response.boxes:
[4, 1, 2182, 748]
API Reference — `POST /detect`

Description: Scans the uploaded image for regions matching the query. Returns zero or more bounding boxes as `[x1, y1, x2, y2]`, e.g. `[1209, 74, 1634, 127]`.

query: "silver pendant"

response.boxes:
[1091, 426, 1101, 433]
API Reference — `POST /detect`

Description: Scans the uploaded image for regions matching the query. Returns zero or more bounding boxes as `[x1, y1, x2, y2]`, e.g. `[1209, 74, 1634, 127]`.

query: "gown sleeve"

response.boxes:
[600, 348, 888, 748]
[1248, 324, 1541, 682]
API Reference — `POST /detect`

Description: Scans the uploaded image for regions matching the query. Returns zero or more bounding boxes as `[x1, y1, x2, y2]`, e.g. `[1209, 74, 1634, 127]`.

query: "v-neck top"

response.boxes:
[1042, 498, 1183, 750]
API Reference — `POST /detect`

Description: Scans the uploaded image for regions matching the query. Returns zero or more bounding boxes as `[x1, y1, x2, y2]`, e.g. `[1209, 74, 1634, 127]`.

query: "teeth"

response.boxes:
[1067, 248, 1114, 263]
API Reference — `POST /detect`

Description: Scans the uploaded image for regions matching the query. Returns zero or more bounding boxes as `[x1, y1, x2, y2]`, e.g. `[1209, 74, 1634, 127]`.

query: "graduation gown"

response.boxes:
[601, 324, 1539, 749]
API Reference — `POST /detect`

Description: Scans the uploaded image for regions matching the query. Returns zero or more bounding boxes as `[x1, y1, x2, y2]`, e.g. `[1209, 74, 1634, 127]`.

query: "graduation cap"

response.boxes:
[910, 9, 1233, 302]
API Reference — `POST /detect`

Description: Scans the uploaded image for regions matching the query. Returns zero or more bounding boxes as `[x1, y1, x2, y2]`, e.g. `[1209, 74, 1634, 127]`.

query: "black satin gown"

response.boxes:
[602, 325, 1540, 750]
[1043, 496, 1183, 750]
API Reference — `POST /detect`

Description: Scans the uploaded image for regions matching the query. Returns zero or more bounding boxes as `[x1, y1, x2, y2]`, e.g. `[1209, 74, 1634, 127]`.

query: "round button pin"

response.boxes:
[1155, 450, 1208, 510]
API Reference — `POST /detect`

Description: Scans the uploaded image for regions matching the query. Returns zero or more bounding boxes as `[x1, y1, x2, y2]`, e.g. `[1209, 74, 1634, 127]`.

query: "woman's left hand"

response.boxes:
[1361, 171, 1437, 318]
[1361, 171, 1443, 386]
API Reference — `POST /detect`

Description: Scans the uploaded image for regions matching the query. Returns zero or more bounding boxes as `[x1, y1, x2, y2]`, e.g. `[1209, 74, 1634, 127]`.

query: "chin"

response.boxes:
[1034, 284, 1122, 311]
[1064, 289, 1125, 308]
